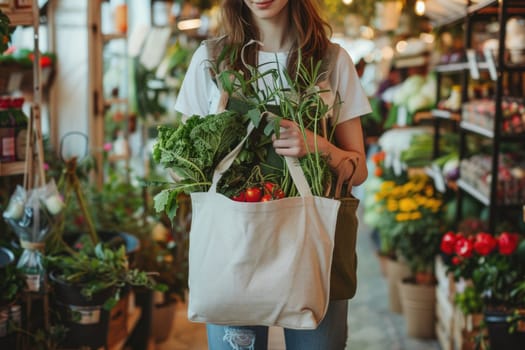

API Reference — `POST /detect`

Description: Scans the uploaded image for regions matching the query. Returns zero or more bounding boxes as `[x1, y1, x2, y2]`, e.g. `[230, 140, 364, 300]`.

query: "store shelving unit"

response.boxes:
[0, 5, 27, 177]
[0, 2, 47, 184]
[88, 0, 131, 188]
[431, 0, 525, 233]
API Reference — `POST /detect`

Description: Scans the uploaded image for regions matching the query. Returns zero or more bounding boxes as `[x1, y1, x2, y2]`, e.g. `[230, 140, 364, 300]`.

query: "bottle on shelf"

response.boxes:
[0, 97, 16, 163]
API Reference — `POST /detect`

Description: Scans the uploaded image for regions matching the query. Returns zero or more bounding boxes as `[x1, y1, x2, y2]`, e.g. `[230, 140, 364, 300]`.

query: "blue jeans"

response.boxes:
[206, 300, 348, 350]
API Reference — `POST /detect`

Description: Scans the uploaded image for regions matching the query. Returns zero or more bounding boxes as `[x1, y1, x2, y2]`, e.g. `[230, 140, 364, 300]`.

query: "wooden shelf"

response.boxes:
[104, 98, 128, 109]
[103, 33, 127, 42]
[0, 161, 26, 176]
[468, 0, 497, 15]
[5, 9, 33, 26]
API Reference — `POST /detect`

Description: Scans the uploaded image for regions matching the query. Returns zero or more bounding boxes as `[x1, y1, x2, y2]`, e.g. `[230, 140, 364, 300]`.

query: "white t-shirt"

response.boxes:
[174, 41, 372, 123]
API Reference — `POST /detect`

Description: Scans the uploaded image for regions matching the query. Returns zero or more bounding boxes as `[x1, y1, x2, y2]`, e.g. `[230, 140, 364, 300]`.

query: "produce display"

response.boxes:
[462, 97, 525, 135]
[460, 153, 525, 204]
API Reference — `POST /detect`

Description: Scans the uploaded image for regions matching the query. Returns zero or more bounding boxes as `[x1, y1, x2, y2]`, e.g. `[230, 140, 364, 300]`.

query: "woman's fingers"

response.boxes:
[272, 120, 307, 157]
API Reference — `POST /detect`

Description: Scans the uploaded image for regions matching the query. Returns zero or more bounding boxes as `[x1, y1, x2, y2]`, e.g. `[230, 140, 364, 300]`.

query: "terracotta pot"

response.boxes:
[375, 251, 389, 278]
[399, 278, 436, 339]
[415, 271, 436, 285]
[386, 258, 411, 313]
[152, 299, 177, 343]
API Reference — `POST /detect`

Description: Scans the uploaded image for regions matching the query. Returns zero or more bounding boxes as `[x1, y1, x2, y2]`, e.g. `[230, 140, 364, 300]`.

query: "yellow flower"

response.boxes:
[380, 181, 396, 192]
[402, 182, 414, 194]
[425, 185, 434, 197]
[387, 199, 398, 212]
[395, 212, 410, 221]
[410, 211, 422, 220]
[391, 187, 404, 198]
[399, 198, 417, 212]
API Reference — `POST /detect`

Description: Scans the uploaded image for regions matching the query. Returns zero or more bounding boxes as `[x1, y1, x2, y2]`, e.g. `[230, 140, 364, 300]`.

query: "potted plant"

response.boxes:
[46, 242, 163, 349]
[394, 176, 445, 338]
[440, 229, 525, 349]
[36, 153, 165, 349]
[372, 173, 445, 318]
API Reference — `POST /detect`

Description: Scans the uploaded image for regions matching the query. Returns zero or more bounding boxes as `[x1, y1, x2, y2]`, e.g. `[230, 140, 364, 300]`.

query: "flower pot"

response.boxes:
[152, 292, 177, 343]
[375, 251, 389, 278]
[484, 310, 525, 350]
[386, 258, 410, 313]
[399, 278, 436, 339]
[49, 271, 114, 349]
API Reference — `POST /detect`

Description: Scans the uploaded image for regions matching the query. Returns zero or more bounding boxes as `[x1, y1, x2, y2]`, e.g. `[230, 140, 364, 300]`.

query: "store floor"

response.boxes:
[156, 205, 441, 350]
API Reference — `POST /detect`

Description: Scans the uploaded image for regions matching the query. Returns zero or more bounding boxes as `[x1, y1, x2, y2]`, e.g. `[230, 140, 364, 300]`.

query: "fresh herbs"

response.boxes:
[153, 111, 248, 219]
[153, 41, 340, 220]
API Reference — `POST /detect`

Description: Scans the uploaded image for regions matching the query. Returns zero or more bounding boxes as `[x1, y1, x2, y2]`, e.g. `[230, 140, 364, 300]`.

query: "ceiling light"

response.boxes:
[177, 18, 202, 31]
[415, 0, 426, 16]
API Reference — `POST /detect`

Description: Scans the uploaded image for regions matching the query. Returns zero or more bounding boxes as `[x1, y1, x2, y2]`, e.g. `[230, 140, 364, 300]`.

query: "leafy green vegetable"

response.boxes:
[152, 110, 248, 219]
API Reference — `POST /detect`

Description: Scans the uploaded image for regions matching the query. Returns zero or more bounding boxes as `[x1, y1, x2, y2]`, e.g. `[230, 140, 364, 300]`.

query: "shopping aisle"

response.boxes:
[157, 207, 442, 350]
[345, 205, 441, 350]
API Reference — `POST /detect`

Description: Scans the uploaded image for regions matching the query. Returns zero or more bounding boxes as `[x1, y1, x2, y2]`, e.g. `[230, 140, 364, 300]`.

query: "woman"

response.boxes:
[175, 1, 371, 349]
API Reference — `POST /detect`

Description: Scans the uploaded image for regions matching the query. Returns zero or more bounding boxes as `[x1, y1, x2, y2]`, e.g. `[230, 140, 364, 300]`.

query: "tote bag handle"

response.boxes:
[209, 119, 313, 198]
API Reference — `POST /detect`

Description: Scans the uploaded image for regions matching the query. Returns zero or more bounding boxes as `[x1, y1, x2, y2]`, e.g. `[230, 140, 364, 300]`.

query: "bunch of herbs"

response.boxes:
[153, 42, 339, 220]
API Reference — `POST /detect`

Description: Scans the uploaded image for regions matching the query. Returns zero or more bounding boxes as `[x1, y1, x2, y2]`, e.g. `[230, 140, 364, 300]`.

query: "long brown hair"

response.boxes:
[218, 0, 332, 84]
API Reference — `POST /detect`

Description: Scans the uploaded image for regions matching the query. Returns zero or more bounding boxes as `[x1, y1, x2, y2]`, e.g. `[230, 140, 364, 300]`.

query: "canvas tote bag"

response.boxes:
[187, 123, 341, 329]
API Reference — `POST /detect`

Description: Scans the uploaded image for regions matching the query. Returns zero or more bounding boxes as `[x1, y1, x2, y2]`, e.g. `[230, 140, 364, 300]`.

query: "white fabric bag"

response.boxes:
[187, 124, 340, 329]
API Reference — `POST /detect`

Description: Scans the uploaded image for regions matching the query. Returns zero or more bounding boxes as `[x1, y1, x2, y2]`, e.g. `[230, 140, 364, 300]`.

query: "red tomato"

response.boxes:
[264, 182, 276, 194]
[232, 191, 246, 202]
[261, 194, 272, 202]
[273, 188, 285, 199]
[245, 187, 262, 202]
[264, 182, 285, 199]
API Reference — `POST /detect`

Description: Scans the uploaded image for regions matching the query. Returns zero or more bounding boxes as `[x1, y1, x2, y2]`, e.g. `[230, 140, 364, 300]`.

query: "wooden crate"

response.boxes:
[106, 292, 130, 349]
[435, 282, 455, 350]
[453, 309, 484, 350]
[436, 321, 454, 350]
[435, 255, 456, 300]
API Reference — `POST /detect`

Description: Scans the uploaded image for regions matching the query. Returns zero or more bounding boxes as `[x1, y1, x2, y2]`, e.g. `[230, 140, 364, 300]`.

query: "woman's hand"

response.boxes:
[272, 119, 324, 158]
[273, 117, 368, 186]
